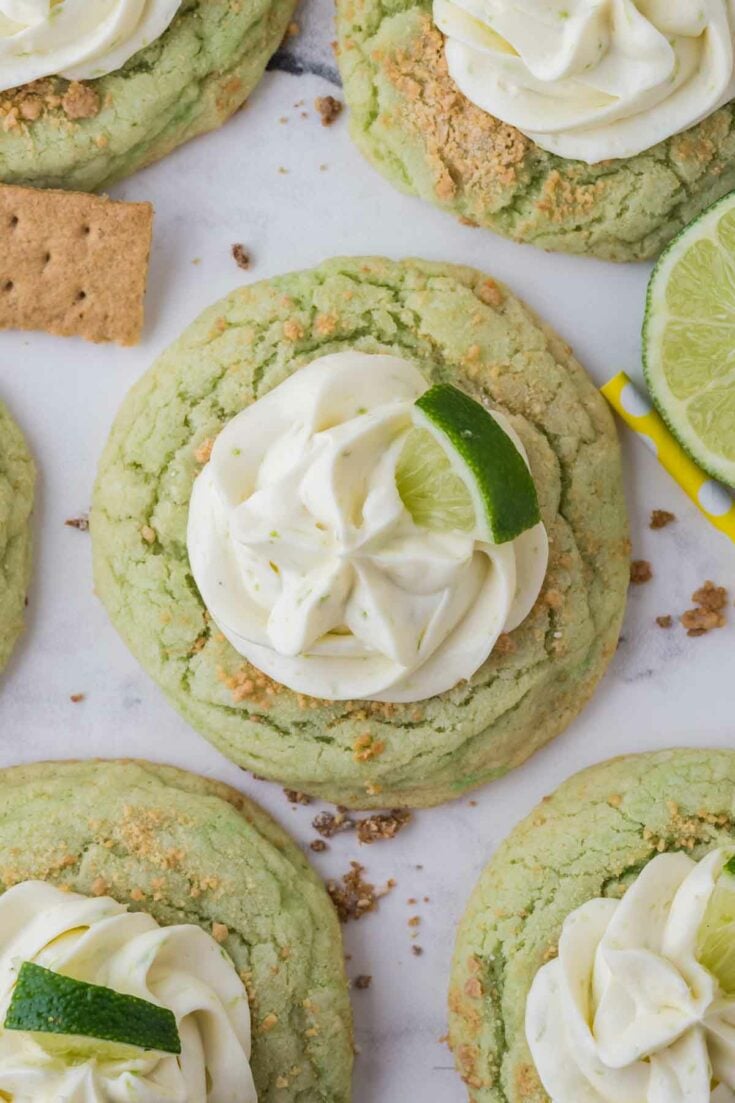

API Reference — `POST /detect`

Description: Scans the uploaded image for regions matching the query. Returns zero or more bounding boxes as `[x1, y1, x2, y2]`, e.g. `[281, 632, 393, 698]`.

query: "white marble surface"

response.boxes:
[1, 2, 734, 1099]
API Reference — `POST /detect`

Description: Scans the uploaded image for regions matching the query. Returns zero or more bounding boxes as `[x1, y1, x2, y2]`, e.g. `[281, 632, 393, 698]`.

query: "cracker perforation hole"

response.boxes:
[76, 290, 87, 301]
[8, 215, 18, 228]
[2, 280, 13, 292]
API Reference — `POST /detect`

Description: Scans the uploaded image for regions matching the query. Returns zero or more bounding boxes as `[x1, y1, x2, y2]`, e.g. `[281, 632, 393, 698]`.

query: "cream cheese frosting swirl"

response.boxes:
[526, 849, 735, 1103]
[0, 881, 257, 1102]
[187, 352, 548, 703]
[433, 0, 735, 163]
[0, 0, 181, 94]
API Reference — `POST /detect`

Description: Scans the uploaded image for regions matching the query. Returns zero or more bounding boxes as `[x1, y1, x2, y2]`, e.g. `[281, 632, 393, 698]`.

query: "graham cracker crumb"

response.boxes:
[140, 525, 156, 544]
[681, 581, 729, 636]
[212, 922, 229, 944]
[310, 839, 328, 853]
[412, 945, 423, 956]
[232, 243, 250, 270]
[656, 615, 673, 629]
[356, 809, 411, 845]
[284, 788, 312, 805]
[354, 974, 372, 990]
[353, 733, 386, 762]
[61, 81, 100, 120]
[283, 319, 303, 341]
[69, 693, 85, 704]
[260, 1012, 278, 1033]
[90, 876, 108, 897]
[312, 810, 355, 838]
[65, 516, 89, 531]
[630, 560, 652, 585]
[650, 509, 676, 530]
[494, 632, 516, 655]
[315, 95, 343, 126]
[327, 862, 395, 923]
[194, 438, 214, 464]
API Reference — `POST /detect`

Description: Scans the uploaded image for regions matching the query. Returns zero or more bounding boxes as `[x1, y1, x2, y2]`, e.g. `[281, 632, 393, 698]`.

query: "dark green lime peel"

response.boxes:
[724, 856, 735, 877]
[4, 962, 181, 1055]
[415, 385, 541, 544]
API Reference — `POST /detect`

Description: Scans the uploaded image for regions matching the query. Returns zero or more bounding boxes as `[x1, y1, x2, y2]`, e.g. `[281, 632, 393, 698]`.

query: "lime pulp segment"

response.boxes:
[4, 962, 181, 1056]
[697, 860, 735, 994]
[397, 383, 540, 544]
[643, 189, 735, 490]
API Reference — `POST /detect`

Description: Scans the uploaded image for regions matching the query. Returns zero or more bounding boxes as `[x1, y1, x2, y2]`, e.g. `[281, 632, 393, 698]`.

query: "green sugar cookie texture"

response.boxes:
[0, 401, 34, 677]
[336, 0, 735, 262]
[91, 256, 628, 809]
[448, 749, 735, 1102]
[0, 759, 353, 1102]
[0, 0, 298, 193]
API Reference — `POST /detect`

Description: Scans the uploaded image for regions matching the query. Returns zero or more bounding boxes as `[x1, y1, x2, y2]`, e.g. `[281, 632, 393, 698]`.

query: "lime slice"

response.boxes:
[395, 384, 540, 544]
[4, 962, 181, 1057]
[697, 856, 735, 993]
[643, 189, 735, 490]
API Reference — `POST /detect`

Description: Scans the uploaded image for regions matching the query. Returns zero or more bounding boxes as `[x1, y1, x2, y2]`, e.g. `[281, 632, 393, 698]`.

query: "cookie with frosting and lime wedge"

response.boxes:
[0, 759, 352, 1102]
[449, 748, 735, 1102]
[91, 256, 628, 808]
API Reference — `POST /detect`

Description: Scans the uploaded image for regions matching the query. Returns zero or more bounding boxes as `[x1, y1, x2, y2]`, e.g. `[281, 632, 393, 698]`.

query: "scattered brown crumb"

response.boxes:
[140, 525, 156, 544]
[656, 615, 673, 629]
[312, 810, 355, 838]
[356, 809, 411, 845]
[260, 1012, 278, 1033]
[354, 974, 372, 990]
[65, 516, 89, 531]
[650, 509, 676, 530]
[284, 788, 311, 805]
[310, 839, 328, 853]
[286, 21, 300, 37]
[90, 877, 108, 897]
[630, 560, 653, 585]
[69, 693, 85, 703]
[61, 81, 100, 120]
[327, 862, 395, 923]
[212, 922, 229, 944]
[408, 916, 420, 928]
[232, 243, 251, 270]
[315, 95, 343, 127]
[412, 945, 424, 956]
[681, 581, 729, 637]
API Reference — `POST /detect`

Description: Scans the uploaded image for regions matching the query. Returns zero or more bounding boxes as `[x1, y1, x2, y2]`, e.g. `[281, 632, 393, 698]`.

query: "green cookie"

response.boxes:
[0, 759, 353, 1102]
[91, 256, 628, 809]
[0, 401, 34, 677]
[336, 0, 735, 262]
[448, 749, 735, 1101]
[0, 0, 297, 193]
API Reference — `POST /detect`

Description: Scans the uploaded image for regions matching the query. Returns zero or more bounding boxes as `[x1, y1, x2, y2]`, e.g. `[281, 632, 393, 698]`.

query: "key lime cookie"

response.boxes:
[0, 400, 34, 677]
[0, 0, 297, 193]
[91, 256, 628, 808]
[449, 748, 735, 1102]
[337, 1, 735, 261]
[0, 759, 353, 1101]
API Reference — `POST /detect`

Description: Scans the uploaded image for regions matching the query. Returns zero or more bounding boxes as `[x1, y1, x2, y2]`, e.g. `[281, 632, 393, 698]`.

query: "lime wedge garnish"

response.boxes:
[697, 856, 735, 993]
[4, 962, 181, 1058]
[395, 384, 540, 544]
[643, 189, 735, 490]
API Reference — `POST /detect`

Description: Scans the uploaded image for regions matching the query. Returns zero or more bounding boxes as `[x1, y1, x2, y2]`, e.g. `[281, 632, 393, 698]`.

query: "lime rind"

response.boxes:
[4, 962, 181, 1057]
[403, 384, 540, 545]
[643, 188, 735, 490]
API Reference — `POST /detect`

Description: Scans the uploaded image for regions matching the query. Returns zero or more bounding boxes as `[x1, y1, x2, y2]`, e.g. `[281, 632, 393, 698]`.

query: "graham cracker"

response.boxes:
[0, 185, 153, 346]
